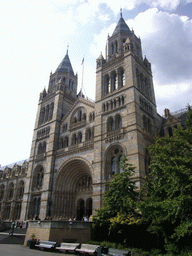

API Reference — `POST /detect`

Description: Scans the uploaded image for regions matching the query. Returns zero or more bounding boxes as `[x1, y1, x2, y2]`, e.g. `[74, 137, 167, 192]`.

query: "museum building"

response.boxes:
[0, 12, 187, 221]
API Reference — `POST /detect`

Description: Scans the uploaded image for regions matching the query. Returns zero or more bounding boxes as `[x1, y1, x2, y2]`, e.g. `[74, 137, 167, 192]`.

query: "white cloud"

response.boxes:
[127, 8, 192, 85]
[90, 7, 192, 115]
[0, 1, 79, 166]
[127, 8, 192, 113]
[89, 22, 116, 58]
[50, 0, 192, 22]
[98, 14, 110, 22]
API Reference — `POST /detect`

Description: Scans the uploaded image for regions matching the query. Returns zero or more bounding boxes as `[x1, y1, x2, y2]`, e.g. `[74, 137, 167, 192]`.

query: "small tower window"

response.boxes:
[168, 127, 173, 137]
[104, 74, 110, 94]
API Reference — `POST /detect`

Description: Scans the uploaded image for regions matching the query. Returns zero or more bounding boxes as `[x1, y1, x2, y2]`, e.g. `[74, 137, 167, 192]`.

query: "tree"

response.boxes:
[140, 105, 192, 253]
[94, 156, 141, 236]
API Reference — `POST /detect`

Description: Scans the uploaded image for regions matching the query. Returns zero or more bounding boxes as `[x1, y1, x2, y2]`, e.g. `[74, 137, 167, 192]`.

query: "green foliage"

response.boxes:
[140, 105, 192, 253]
[95, 156, 141, 234]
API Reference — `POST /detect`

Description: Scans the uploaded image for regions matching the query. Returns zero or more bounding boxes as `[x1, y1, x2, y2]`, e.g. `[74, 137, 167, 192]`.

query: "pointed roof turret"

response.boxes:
[112, 10, 131, 36]
[97, 52, 104, 60]
[56, 48, 74, 75]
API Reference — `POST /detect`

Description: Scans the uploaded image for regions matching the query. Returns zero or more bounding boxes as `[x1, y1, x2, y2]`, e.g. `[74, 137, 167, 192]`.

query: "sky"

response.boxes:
[0, 0, 192, 166]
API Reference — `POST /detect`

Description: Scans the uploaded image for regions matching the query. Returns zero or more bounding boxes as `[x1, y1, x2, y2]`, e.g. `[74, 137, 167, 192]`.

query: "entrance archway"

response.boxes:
[86, 198, 92, 218]
[53, 158, 93, 220]
[77, 199, 85, 220]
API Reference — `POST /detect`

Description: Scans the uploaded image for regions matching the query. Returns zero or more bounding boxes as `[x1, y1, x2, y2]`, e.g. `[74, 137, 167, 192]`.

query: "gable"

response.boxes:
[163, 115, 181, 127]
[61, 97, 95, 123]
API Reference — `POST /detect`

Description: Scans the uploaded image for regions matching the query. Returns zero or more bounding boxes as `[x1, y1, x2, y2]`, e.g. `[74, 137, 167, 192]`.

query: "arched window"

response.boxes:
[111, 72, 117, 91]
[59, 138, 63, 149]
[102, 104, 105, 112]
[35, 167, 44, 188]
[33, 198, 37, 218]
[62, 123, 68, 132]
[119, 155, 124, 173]
[77, 132, 82, 143]
[86, 128, 92, 141]
[39, 107, 45, 126]
[9, 183, 14, 200]
[104, 75, 110, 94]
[0, 185, 4, 201]
[145, 77, 148, 91]
[168, 127, 173, 137]
[16, 204, 22, 220]
[136, 69, 140, 89]
[18, 181, 24, 199]
[37, 197, 41, 217]
[38, 143, 42, 154]
[122, 96, 124, 105]
[48, 102, 54, 120]
[72, 134, 77, 144]
[44, 105, 49, 123]
[43, 141, 46, 153]
[89, 113, 93, 122]
[114, 99, 116, 108]
[118, 97, 121, 106]
[111, 157, 117, 175]
[143, 115, 147, 130]
[64, 136, 69, 147]
[107, 117, 115, 132]
[5, 205, 11, 219]
[111, 43, 114, 54]
[140, 73, 144, 91]
[108, 148, 125, 176]
[115, 41, 118, 53]
[119, 68, 125, 88]
[115, 114, 122, 130]
[78, 110, 82, 121]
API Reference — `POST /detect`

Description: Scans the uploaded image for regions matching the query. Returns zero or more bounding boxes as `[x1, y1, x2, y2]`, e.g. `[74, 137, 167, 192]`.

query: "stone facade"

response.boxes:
[0, 12, 187, 222]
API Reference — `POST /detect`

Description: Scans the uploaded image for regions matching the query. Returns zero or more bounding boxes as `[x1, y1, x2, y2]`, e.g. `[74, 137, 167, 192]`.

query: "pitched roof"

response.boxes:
[112, 12, 131, 36]
[56, 49, 74, 75]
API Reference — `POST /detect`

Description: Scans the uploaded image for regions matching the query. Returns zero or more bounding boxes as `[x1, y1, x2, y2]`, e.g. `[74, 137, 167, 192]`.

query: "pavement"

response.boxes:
[0, 228, 74, 256]
[0, 244, 73, 256]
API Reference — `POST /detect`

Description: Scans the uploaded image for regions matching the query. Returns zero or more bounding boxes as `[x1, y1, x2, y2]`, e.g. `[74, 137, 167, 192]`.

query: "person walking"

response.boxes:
[9, 220, 15, 235]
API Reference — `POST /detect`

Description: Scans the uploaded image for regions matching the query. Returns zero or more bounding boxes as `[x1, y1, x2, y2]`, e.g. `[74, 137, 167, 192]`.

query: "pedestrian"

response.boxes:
[9, 220, 15, 235]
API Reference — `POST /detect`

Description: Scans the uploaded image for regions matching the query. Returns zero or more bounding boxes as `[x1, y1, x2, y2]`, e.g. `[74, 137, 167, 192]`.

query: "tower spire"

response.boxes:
[120, 7, 122, 18]
[56, 46, 74, 75]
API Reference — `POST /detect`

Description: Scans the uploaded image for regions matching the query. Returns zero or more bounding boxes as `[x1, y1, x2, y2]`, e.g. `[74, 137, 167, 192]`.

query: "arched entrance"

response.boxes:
[77, 199, 85, 220]
[86, 198, 92, 218]
[53, 158, 93, 220]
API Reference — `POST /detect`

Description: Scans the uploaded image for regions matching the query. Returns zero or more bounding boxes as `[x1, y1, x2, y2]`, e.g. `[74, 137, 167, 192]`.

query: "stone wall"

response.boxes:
[24, 220, 92, 246]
